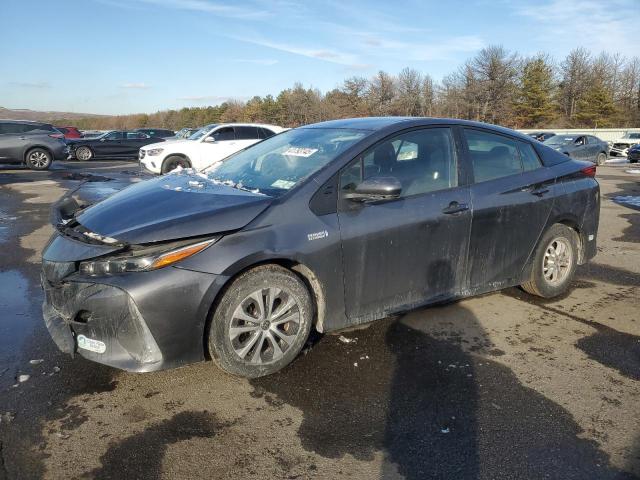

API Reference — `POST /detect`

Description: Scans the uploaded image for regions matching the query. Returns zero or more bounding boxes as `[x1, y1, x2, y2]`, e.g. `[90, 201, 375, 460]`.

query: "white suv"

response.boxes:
[609, 132, 640, 157]
[139, 123, 285, 174]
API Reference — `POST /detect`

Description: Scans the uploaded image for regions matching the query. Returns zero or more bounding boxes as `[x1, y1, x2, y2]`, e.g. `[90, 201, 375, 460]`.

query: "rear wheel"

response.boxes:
[25, 148, 52, 170]
[208, 265, 313, 378]
[161, 155, 190, 174]
[596, 152, 606, 165]
[75, 146, 93, 161]
[521, 224, 578, 298]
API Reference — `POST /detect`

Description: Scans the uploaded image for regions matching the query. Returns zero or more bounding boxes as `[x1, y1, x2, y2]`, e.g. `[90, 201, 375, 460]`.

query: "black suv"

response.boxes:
[0, 120, 68, 170]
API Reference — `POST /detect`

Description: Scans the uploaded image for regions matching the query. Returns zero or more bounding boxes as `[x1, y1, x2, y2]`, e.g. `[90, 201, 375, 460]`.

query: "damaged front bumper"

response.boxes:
[42, 277, 163, 371]
[41, 233, 228, 372]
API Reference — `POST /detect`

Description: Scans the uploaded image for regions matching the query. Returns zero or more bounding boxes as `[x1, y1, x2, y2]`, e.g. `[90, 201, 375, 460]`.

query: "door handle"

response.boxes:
[442, 201, 469, 215]
[530, 187, 549, 197]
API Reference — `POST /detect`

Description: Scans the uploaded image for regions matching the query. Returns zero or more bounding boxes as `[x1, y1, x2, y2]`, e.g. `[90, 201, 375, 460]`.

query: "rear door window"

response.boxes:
[517, 142, 542, 171]
[235, 126, 261, 140]
[464, 129, 523, 182]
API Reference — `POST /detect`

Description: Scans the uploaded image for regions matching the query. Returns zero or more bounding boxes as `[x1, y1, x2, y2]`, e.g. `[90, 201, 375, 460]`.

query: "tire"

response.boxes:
[161, 155, 190, 174]
[521, 224, 579, 298]
[208, 265, 313, 378]
[596, 152, 606, 165]
[25, 148, 52, 170]
[75, 146, 93, 161]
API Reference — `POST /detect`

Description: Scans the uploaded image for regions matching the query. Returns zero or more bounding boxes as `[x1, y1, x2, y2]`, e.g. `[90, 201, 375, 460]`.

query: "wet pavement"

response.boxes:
[0, 160, 639, 479]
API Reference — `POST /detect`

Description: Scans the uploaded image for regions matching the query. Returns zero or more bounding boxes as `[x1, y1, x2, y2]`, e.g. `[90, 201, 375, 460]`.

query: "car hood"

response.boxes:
[74, 171, 272, 244]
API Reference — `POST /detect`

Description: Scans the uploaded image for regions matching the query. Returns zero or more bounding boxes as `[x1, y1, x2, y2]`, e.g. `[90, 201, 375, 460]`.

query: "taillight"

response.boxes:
[581, 165, 597, 177]
[49, 133, 64, 139]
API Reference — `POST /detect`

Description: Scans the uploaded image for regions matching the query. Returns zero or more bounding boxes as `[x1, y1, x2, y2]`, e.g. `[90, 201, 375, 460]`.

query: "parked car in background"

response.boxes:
[68, 130, 165, 160]
[609, 131, 640, 157]
[528, 132, 556, 142]
[54, 126, 82, 139]
[139, 123, 284, 174]
[134, 128, 175, 139]
[172, 127, 200, 140]
[43, 117, 599, 376]
[627, 143, 640, 164]
[0, 119, 68, 170]
[81, 130, 107, 138]
[543, 134, 609, 164]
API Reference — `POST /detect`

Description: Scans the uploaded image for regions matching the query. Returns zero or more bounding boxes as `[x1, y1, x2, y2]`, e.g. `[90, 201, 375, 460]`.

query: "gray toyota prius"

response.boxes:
[41, 117, 600, 377]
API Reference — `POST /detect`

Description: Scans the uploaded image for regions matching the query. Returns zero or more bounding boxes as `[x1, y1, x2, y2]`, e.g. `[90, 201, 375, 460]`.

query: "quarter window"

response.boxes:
[341, 127, 457, 198]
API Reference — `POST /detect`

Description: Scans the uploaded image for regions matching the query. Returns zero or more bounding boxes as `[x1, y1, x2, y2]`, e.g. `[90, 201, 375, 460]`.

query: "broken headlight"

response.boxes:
[79, 238, 217, 276]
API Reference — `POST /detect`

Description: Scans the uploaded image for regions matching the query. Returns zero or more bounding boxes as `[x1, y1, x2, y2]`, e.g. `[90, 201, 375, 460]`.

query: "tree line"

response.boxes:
[63, 46, 640, 131]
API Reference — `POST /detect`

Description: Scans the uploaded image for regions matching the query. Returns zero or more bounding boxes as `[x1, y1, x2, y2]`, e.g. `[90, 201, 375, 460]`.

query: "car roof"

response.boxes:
[215, 123, 284, 129]
[303, 117, 538, 142]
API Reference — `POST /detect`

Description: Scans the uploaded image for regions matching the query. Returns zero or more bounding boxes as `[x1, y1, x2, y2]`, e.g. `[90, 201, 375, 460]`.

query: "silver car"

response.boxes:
[543, 134, 609, 165]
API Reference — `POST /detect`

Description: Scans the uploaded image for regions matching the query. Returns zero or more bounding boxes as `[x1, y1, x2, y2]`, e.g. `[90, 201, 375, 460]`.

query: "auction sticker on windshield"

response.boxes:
[271, 179, 296, 189]
[283, 147, 318, 157]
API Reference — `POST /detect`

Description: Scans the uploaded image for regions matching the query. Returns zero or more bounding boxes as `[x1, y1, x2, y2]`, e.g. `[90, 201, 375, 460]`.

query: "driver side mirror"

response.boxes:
[204, 137, 216, 143]
[344, 176, 402, 202]
[99, 138, 106, 142]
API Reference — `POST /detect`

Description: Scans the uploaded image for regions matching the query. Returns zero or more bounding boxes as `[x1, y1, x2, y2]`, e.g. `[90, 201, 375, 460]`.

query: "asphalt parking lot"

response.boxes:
[0, 159, 639, 479]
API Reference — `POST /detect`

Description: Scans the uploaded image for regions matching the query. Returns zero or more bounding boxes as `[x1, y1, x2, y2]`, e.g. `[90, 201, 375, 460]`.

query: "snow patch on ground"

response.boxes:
[625, 169, 640, 174]
[613, 195, 640, 208]
[605, 157, 629, 164]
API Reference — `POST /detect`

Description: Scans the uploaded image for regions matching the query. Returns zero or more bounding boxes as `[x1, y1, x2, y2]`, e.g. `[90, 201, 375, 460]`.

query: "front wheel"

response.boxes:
[75, 146, 93, 161]
[208, 265, 313, 378]
[596, 152, 606, 165]
[161, 155, 190, 174]
[521, 224, 578, 298]
[25, 148, 52, 170]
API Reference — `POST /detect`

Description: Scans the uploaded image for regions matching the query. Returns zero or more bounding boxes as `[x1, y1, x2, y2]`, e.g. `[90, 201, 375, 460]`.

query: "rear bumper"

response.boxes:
[52, 144, 69, 160]
[41, 260, 228, 372]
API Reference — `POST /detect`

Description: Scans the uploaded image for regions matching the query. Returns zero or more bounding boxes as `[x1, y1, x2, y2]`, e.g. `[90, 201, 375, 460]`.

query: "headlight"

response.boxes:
[146, 148, 164, 156]
[79, 238, 217, 276]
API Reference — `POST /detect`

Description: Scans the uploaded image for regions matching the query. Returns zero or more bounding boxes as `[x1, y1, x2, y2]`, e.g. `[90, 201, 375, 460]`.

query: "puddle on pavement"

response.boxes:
[0, 270, 40, 381]
[0, 208, 18, 242]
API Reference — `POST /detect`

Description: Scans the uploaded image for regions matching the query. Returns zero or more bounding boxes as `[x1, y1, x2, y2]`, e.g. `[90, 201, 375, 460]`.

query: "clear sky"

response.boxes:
[1, 0, 638, 115]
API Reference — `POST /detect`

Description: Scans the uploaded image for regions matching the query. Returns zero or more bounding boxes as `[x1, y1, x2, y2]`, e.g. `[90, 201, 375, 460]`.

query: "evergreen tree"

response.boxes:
[513, 56, 556, 128]
[575, 81, 618, 127]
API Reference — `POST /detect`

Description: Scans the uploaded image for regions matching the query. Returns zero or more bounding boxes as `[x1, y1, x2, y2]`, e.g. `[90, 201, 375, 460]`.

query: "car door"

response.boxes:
[124, 132, 151, 156]
[463, 128, 556, 292]
[0, 122, 23, 161]
[572, 136, 588, 160]
[96, 131, 124, 157]
[337, 126, 472, 321]
[198, 126, 237, 167]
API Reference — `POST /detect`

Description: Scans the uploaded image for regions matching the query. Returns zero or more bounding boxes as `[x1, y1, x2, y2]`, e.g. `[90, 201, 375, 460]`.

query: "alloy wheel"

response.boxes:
[229, 287, 301, 365]
[542, 237, 572, 285]
[29, 151, 49, 168]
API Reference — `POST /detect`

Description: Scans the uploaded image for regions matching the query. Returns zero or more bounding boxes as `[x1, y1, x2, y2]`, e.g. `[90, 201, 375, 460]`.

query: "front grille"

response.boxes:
[613, 143, 631, 150]
[42, 260, 76, 284]
[139, 150, 146, 159]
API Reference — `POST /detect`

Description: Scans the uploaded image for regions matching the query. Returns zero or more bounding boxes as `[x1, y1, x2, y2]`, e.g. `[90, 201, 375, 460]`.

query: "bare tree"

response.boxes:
[559, 48, 592, 121]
